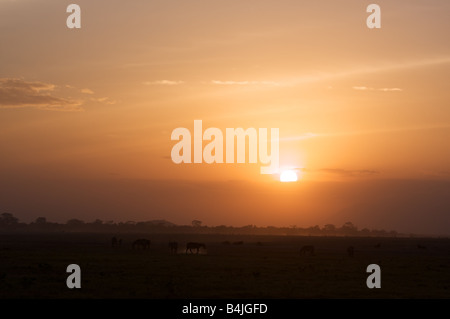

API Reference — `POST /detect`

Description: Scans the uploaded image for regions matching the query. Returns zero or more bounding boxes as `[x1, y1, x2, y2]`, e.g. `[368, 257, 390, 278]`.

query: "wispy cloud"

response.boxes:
[379, 88, 403, 92]
[305, 168, 380, 177]
[353, 86, 402, 92]
[90, 97, 117, 105]
[283, 124, 450, 142]
[143, 80, 184, 86]
[420, 170, 450, 179]
[81, 88, 94, 94]
[287, 56, 450, 86]
[201, 57, 449, 89]
[0, 78, 82, 111]
[211, 80, 280, 86]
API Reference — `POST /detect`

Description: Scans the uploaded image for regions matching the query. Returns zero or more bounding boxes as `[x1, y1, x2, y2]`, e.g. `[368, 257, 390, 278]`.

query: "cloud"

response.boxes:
[352, 86, 369, 91]
[419, 170, 450, 179]
[379, 88, 402, 92]
[81, 88, 94, 94]
[283, 124, 450, 144]
[90, 97, 117, 105]
[142, 80, 184, 85]
[211, 80, 280, 86]
[0, 78, 82, 111]
[325, 124, 450, 138]
[309, 168, 380, 177]
[286, 56, 450, 86]
[353, 86, 402, 92]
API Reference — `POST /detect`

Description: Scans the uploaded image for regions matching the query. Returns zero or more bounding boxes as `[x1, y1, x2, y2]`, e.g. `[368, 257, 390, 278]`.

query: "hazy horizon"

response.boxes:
[2, 176, 450, 236]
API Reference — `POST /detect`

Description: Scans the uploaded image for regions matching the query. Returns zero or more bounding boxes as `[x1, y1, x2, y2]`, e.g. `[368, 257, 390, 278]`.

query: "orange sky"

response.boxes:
[1, 1, 450, 235]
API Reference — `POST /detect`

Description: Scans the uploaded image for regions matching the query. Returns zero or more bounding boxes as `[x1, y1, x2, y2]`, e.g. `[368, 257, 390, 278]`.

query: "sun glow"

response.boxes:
[280, 170, 298, 182]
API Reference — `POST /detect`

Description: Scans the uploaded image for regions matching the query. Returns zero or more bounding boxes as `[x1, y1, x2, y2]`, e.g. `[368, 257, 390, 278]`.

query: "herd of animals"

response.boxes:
[111, 237, 207, 254]
[110, 237, 429, 256]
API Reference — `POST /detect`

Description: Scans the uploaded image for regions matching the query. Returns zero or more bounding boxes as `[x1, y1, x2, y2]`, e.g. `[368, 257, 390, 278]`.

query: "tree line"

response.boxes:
[0, 212, 405, 237]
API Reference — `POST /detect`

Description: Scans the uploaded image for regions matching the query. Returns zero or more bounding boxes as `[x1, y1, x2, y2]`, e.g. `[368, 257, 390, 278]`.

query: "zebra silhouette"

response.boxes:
[186, 242, 206, 254]
[169, 242, 178, 254]
[132, 239, 151, 250]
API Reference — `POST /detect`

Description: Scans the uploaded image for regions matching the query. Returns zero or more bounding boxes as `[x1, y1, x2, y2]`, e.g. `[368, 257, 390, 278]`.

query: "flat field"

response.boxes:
[0, 233, 449, 299]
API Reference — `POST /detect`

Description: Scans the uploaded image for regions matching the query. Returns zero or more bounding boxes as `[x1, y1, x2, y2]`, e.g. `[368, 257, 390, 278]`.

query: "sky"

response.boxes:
[1, 0, 450, 235]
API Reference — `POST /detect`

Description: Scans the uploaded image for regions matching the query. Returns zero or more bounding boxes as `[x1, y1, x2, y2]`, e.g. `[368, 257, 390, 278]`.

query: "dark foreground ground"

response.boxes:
[0, 233, 449, 299]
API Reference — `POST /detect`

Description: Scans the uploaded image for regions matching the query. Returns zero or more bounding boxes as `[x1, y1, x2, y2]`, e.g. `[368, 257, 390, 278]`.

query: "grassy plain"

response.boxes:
[0, 233, 449, 299]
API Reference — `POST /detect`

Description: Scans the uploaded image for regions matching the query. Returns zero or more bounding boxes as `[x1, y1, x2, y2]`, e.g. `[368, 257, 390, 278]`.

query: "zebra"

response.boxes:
[186, 242, 206, 254]
[169, 241, 178, 254]
[132, 238, 151, 250]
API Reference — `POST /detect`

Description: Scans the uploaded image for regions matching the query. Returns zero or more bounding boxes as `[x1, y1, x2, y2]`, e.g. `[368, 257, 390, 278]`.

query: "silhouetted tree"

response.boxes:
[66, 219, 85, 228]
[323, 224, 336, 235]
[371, 229, 387, 237]
[306, 225, 321, 236]
[341, 222, 358, 234]
[92, 219, 103, 225]
[87, 219, 104, 231]
[192, 220, 202, 227]
[0, 213, 19, 227]
[389, 230, 398, 238]
[35, 217, 47, 225]
[360, 228, 371, 236]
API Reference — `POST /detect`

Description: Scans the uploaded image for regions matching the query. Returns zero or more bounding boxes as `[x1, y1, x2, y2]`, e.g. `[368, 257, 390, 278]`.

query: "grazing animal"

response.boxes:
[186, 242, 206, 254]
[299, 245, 315, 256]
[347, 246, 355, 257]
[169, 241, 178, 254]
[417, 244, 427, 250]
[222, 241, 231, 245]
[233, 241, 244, 245]
[132, 238, 151, 250]
[374, 243, 381, 248]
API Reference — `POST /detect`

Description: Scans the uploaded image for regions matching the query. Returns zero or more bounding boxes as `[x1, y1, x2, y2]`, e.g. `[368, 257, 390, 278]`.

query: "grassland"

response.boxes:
[0, 233, 449, 299]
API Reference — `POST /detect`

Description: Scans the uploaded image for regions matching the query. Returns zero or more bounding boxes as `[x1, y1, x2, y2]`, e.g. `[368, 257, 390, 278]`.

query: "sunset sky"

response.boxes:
[1, 0, 450, 235]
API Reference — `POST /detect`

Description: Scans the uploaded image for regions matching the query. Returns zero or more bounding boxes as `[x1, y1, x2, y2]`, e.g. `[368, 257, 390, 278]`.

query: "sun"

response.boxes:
[280, 170, 298, 182]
